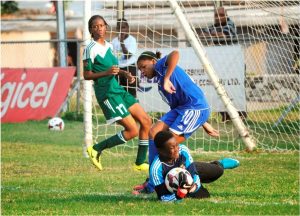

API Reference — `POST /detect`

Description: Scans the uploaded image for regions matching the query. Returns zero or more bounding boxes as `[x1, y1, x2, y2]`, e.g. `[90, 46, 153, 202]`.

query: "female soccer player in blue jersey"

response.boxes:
[137, 50, 219, 164]
[133, 50, 220, 194]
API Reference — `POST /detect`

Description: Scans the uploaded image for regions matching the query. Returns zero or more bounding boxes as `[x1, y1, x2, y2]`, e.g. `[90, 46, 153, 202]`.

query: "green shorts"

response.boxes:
[98, 91, 137, 124]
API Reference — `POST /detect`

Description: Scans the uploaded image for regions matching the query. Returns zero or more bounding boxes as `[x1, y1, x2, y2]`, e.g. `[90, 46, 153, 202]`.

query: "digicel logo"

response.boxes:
[1, 72, 58, 118]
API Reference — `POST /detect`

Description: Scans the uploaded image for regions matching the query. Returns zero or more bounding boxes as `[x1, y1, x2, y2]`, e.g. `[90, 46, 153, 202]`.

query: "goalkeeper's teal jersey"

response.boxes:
[149, 144, 201, 202]
[83, 40, 126, 100]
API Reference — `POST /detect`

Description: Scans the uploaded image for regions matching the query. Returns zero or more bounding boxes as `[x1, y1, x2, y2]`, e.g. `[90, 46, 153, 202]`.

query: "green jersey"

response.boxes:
[83, 40, 125, 100]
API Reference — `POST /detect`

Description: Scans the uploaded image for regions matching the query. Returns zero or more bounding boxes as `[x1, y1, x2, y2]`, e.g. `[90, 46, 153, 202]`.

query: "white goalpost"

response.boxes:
[83, 0, 299, 155]
[82, 0, 93, 158]
[168, 0, 255, 151]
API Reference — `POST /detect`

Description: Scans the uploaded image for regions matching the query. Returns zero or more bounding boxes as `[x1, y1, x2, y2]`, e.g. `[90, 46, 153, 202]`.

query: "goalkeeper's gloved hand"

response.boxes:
[176, 171, 195, 198]
[178, 171, 193, 189]
[188, 183, 197, 193]
[176, 183, 198, 198]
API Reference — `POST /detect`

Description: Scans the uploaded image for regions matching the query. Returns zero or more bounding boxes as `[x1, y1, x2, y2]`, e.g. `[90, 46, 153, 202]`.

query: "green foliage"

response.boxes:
[148, 111, 166, 120]
[61, 111, 106, 123]
[62, 112, 84, 122]
[246, 119, 300, 136]
[290, 102, 300, 112]
[1, 120, 299, 215]
[63, 0, 72, 10]
[1, 1, 19, 14]
[275, 120, 300, 134]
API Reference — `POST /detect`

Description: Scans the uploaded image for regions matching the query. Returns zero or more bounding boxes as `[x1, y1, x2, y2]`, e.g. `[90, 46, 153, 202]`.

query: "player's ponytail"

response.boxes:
[137, 51, 162, 63]
[155, 51, 162, 59]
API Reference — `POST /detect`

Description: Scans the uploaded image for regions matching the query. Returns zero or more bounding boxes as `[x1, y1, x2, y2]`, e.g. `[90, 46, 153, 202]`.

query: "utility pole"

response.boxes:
[56, 1, 67, 67]
[117, 0, 124, 19]
[215, 0, 222, 9]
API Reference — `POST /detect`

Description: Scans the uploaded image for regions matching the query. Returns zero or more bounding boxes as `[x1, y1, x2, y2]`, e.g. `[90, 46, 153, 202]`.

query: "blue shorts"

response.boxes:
[160, 107, 210, 139]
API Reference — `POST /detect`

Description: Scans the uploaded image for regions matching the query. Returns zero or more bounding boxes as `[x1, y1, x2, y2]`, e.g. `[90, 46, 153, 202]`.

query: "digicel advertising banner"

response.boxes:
[1, 67, 75, 123]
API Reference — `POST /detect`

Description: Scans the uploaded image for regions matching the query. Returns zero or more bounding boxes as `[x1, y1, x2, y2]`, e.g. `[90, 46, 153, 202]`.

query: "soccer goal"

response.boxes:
[83, 0, 299, 155]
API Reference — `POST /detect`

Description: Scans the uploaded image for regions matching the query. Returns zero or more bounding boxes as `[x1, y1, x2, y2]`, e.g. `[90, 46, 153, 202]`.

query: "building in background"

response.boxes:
[1, 1, 299, 75]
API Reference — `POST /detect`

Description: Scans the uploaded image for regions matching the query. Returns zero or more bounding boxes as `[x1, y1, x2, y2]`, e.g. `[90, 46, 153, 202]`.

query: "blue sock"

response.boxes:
[146, 139, 157, 193]
[146, 181, 155, 193]
[219, 158, 240, 169]
[148, 139, 158, 165]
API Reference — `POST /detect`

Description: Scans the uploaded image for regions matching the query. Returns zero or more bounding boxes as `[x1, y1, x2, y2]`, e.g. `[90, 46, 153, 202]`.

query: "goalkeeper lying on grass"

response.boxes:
[149, 131, 239, 202]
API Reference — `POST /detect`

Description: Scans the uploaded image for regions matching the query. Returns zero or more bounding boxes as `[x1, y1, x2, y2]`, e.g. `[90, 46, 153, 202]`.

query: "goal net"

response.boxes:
[84, 0, 299, 155]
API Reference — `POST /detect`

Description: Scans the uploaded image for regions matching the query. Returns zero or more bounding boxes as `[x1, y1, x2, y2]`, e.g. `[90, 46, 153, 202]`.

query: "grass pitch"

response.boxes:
[1, 120, 299, 215]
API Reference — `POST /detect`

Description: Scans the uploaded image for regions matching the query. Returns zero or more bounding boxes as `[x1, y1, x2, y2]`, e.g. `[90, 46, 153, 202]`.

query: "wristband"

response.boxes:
[176, 188, 188, 198]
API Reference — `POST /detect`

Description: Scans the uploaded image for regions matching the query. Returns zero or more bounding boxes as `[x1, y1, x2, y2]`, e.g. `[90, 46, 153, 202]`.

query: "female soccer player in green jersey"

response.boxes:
[83, 15, 152, 171]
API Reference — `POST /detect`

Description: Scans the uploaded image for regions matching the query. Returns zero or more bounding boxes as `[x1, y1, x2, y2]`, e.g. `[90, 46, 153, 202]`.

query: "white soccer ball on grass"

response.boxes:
[48, 117, 65, 131]
[165, 167, 193, 193]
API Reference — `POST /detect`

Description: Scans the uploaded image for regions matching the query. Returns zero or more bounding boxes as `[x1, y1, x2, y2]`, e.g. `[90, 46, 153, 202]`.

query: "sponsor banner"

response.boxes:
[1, 67, 75, 123]
[137, 45, 246, 112]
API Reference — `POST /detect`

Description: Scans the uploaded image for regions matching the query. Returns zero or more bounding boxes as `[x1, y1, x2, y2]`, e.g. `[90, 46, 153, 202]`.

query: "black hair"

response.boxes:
[154, 131, 174, 149]
[137, 51, 162, 63]
[117, 18, 129, 27]
[88, 15, 108, 36]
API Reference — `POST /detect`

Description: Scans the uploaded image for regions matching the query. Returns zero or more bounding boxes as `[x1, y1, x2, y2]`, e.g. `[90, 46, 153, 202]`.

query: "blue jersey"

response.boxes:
[154, 55, 209, 110]
[149, 144, 201, 202]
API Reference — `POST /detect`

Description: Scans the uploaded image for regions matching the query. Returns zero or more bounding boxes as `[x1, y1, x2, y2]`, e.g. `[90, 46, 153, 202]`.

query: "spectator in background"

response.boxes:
[67, 48, 75, 67]
[201, 6, 236, 43]
[201, 7, 246, 122]
[112, 18, 139, 98]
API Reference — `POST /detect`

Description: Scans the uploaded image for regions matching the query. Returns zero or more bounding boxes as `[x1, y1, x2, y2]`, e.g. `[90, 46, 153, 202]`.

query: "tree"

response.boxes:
[1, 1, 19, 15]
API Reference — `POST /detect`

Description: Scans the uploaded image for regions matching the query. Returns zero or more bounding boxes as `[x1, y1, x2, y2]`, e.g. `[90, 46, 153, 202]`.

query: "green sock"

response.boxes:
[135, 139, 149, 165]
[93, 131, 126, 152]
